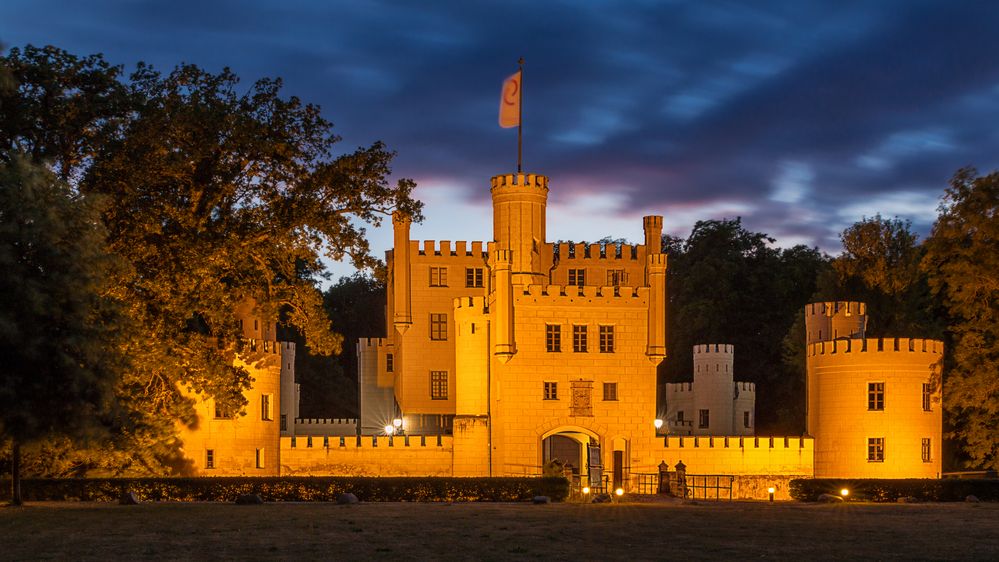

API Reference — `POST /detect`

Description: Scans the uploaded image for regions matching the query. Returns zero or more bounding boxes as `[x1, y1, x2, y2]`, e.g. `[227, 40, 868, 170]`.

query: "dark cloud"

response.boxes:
[3, 0, 998, 251]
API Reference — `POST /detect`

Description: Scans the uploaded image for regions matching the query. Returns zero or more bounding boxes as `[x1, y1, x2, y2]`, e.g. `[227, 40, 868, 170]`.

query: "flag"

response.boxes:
[499, 70, 521, 128]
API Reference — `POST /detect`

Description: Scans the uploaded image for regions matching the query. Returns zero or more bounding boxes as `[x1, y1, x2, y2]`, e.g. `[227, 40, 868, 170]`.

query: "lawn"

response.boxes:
[3, 498, 997, 560]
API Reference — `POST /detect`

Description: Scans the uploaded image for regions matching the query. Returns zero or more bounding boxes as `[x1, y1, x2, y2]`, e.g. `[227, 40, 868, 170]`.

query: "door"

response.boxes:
[587, 443, 602, 487]
[613, 450, 624, 490]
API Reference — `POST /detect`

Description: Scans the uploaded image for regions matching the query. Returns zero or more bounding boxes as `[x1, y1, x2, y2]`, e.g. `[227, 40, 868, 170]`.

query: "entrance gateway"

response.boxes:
[542, 427, 629, 493]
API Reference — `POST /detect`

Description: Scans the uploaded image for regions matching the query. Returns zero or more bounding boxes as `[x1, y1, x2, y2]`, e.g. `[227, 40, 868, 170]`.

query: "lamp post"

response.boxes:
[768, 487, 775, 502]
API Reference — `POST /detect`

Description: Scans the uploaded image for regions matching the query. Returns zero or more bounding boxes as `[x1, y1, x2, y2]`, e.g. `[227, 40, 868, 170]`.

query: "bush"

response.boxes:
[789, 478, 999, 502]
[0, 476, 568, 503]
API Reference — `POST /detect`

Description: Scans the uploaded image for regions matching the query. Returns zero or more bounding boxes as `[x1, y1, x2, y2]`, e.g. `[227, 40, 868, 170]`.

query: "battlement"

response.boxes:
[555, 242, 641, 260]
[453, 296, 489, 311]
[516, 284, 648, 305]
[643, 215, 663, 229]
[807, 337, 944, 357]
[282, 434, 451, 450]
[493, 249, 514, 263]
[295, 418, 358, 426]
[694, 344, 734, 355]
[805, 301, 866, 318]
[357, 337, 390, 348]
[736, 381, 756, 393]
[648, 253, 667, 268]
[662, 435, 812, 451]
[490, 173, 549, 191]
[239, 338, 290, 355]
[412, 240, 489, 258]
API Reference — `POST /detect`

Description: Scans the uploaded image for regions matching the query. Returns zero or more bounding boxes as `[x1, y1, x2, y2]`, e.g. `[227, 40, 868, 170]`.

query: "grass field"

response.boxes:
[3, 498, 997, 561]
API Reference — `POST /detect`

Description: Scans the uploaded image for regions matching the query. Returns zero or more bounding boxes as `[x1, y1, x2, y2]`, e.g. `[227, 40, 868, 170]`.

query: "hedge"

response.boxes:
[0, 476, 569, 503]
[789, 478, 999, 502]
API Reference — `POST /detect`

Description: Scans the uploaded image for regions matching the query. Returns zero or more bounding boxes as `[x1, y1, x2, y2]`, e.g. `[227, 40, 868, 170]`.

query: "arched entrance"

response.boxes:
[541, 427, 602, 490]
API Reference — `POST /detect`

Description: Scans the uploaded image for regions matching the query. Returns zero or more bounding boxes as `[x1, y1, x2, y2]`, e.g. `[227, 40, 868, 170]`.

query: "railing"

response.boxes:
[635, 473, 660, 495]
[656, 472, 734, 501]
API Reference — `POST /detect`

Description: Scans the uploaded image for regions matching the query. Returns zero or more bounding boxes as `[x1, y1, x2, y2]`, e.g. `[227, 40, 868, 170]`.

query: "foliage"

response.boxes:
[789, 478, 999, 502]
[0, 476, 570, 503]
[0, 155, 127, 500]
[923, 168, 999, 470]
[662, 219, 828, 433]
[1, 45, 421, 474]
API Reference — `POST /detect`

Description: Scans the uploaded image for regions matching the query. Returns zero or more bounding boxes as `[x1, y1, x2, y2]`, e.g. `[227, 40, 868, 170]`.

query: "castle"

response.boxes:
[176, 170, 944, 497]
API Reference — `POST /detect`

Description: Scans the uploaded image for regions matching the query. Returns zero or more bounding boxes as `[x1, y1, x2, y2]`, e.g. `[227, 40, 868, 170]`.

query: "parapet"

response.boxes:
[556, 242, 640, 261]
[807, 337, 944, 357]
[516, 283, 649, 305]
[662, 435, 812, 451]
[805, 301, 866, 318]
[412, 240, 489, 259]
[804, 301, 868, 344]
[490, 173, 549, 191]
[694, 344, 734, 355]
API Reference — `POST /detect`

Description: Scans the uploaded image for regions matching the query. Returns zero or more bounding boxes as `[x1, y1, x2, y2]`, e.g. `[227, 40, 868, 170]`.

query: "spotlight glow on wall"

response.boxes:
[615, 488, 624, 496]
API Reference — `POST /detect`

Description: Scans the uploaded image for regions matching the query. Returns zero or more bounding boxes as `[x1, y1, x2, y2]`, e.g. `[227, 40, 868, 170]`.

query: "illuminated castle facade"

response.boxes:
[176, 170, 943, 496]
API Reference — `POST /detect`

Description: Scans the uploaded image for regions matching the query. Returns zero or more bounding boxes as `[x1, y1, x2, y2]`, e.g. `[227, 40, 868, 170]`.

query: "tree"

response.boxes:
[923, 167, 999, 470]
[0, 155, 125, 503]
[662, 219, 827, 433]
[2, 46, 422, 473]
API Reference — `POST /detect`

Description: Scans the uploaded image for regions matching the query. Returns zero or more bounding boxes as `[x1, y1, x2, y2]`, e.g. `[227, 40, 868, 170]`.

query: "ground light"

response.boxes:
[653, 419, 663, 430]
[393, 418, 403, 429]
[582, 487, 590, 495]
[383, 424, 394, 435]
[768, 487, 775, 502]
[840, 488, 850, 498]
[615, 488, 624, 497]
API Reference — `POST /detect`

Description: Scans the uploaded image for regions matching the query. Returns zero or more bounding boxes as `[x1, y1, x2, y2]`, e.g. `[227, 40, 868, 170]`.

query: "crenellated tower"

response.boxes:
[491, 173, 549, 286]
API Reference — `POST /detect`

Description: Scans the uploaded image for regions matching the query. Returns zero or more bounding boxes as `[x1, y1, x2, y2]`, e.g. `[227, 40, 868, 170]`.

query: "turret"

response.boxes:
[646, 253, 667, 363]
[492, 249, 516, 363]
[804, 301, 866, 344]
[643, 215, 663, 254]
[491, 173, 548, 286]
[392, 211, 413, 334]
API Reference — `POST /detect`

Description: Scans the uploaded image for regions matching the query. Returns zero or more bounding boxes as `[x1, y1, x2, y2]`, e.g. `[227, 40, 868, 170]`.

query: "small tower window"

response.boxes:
[698, 409, 710, 429]
[205, 449, 215, 469]
[386, 353, 394, 373]
[867, 438, 885, 462]
[868, 382, 885, 411]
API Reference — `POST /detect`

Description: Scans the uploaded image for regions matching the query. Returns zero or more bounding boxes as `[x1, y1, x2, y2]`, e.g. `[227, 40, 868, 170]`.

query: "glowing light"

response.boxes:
[582, 487, 590, 495]
[654, 419, 664, 429]
[840, 488, 850, 497]
[393, 418, 403, 428]
[615, 488, 624, 496]
[768, 487, 775, 494]
[383, 425, 394, 435]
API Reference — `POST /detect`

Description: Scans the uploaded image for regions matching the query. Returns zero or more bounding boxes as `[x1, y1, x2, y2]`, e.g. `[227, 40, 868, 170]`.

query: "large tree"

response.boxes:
[2, 46, 421, 473]
[923, 168, 999, 470]
[0, 155, 125, 503]
[663, 219, 827, 433]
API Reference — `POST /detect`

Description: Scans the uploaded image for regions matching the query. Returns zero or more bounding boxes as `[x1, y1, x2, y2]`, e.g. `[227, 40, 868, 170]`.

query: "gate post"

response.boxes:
[674, 460, 687, 498]
[657, 460, 669, 494]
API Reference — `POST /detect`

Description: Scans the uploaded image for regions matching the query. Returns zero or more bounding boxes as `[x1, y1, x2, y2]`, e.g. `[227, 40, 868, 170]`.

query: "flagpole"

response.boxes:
[517, 57, 524, 173]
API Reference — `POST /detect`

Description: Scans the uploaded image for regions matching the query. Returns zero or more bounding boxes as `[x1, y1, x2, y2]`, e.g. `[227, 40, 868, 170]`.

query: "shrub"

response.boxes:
[789, 478, 999, 502]
[0, 476, 569, 503]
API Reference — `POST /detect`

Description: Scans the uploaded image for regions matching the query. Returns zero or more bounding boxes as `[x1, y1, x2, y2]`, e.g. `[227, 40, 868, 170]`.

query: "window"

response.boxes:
[280, 414, 287, 431]
[922, 383, 931, 411]
[430, 313, 447, 340]
[868, 382, 885, 411]
[698, 409, 709, 429]
[603, 382, 618, 401]
[867, 437, 885, 462]
[430, 371, 448, 400]
[568, 268, 586, 286]
[261, 394, 273, 421]
[255, 448, 265, 469]
[205, 449, 215, 469]
[921, 438, 932, 462]
[677, 411, 685, 423]
[429, 266, 448, 287]
[743, 411, 751, 428]
[213, 402, 232, 419]
[546, 324, 561, 352]
[465, 267, 484, 288]
[386, 353, 394, 373]
[607, 269, 625, 286]
[573, 325, 588, 353]
[599, 325, 615, 353]
[543, 381, 558, 400]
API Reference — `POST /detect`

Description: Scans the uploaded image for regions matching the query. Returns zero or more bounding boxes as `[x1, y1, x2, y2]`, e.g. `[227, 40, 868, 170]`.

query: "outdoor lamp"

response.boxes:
[393, 418, 403, 429]
[383, 424, 394, 435]
[654, 419, 664, 430]
[582, 487, 590, 495]
[615, 488, 624, 496]
[768, 487, 775, 502]
[840, 488, 850, 498]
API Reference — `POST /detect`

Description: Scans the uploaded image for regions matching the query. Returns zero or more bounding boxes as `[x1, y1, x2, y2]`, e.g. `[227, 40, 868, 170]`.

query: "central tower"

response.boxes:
[491, 172, 549, 286]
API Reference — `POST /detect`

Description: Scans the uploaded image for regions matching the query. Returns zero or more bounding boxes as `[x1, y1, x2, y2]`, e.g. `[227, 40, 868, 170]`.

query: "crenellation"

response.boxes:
[807, 337, 944, 357]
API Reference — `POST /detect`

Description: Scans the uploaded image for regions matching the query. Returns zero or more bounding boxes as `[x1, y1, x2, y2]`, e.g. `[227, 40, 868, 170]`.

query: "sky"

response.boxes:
[3, 0, 999, 281]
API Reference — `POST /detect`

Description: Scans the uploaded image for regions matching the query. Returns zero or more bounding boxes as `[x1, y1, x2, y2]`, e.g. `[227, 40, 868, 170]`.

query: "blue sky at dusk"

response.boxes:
[4, 1, 999, 281]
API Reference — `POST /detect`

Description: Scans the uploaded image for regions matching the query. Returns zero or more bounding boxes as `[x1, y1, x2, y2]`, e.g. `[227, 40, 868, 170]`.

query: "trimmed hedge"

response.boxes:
[0, 476, 569, 503]
[790, 478, 999, 502]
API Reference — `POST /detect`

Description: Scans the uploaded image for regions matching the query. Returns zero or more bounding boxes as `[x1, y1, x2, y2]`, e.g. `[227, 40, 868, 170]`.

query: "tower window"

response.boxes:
[205, 449, 215, 469]
[430, 371, 448, 400]
[573, 325, 588, 353]
[599, 325, 615, 353]
[429, 266, 448, 287]
[280, 414, 287, 431]
[607, 269, 625, 286]
[213, 402, 233, 419]
[698, 409, 710, 429]
[261, 394, 273, 421]
[602, 382, 618, 401]
[546, 324, 561, 352]
[255, 448, 265, 469]
[922, 383, 931, 411]
[430, 313, 448, 340]
[868, 382, 885, 411]
[743, 411, 751, 428]
[921, 438, 932, 463]
[568, 268, 586, 286]
[543, 381, 558, 400]
[465, 267, 484, 288]
[386, 353, 394, 373]
[867, 437, 885, 462]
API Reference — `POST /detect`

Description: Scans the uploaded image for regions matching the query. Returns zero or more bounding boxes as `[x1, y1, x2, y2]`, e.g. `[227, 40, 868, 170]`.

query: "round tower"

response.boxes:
[491, 173, 548, 286]
[692, 344, 735, 435]
[807, 337, 943, 478]
[804, 301, 867, 344]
